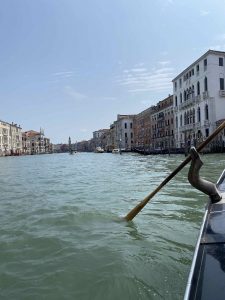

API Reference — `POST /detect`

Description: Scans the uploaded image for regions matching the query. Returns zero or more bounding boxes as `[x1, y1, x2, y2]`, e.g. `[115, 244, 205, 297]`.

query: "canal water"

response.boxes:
[0, 152, 225, 300]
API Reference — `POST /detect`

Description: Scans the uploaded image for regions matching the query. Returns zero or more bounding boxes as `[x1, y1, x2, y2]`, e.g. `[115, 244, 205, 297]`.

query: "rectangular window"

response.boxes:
[124, 123, 127, 129]
[179, 78, 182, 87]
[204, 59, 207, 71]
[125, 132, 127, 138]
[131, 132, 133, 138]
[220, 78, 225, 90]
[130, 122, 132, 129]
[192, 68, 194, 75]
[219, 57, 224, 66]
[174, 82, 177, 91]
[196, 64, 199, 74]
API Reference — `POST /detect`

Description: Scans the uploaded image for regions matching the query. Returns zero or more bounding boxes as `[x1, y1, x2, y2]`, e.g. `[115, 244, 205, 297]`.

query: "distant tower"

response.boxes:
[68, 136, 73, 154]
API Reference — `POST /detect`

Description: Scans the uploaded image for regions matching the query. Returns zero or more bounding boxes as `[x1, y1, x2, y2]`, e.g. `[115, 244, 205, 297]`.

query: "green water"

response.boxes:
[0, 152, 225, 300]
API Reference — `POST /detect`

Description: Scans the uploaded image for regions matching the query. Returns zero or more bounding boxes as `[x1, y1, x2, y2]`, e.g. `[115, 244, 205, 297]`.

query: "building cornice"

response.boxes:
[172, 49, 225, 82]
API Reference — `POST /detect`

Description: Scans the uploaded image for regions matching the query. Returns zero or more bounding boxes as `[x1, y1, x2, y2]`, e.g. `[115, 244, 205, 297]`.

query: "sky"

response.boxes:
[1, 0, 225, 143]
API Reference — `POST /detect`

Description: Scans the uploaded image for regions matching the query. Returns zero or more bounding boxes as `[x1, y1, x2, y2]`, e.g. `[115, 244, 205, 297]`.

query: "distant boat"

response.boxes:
[112, 148, 121, 154]
[95, 147, 104, 153]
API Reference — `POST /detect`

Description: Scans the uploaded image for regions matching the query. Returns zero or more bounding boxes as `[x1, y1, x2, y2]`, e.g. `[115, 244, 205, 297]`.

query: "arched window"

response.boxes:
[205, 104, 209, 120]
[180, 114, 183, 126]
[197, 107, 201, 122]
[187, 89, 189, 100]
[192, 85, 195, 98]
[190, 109, 193, 124]
[188, 87, 192, 99]
[204, 77, 208, 92]
[197, 81, 200, 95]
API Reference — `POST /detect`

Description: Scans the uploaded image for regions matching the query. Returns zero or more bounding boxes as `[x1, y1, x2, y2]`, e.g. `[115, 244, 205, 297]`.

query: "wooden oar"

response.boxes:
[125, 120, 225, 221]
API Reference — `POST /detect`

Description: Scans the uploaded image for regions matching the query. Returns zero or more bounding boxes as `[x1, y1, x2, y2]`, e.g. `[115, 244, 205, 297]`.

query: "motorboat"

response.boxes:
[95, 147, 104, 153]
[112, 148, 121, 154]
[184, 148, 225, 299]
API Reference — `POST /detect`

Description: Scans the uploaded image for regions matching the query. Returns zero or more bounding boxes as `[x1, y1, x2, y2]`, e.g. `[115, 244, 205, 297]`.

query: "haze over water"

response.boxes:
[1, 153, 225, 300]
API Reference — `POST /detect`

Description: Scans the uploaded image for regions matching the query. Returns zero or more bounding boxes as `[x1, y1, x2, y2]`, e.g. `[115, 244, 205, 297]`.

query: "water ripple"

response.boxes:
[0, 153, 224, 299]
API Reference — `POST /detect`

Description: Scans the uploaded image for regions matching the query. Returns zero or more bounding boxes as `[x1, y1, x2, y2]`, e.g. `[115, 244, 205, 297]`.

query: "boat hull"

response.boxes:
[184, 170, 225, 300]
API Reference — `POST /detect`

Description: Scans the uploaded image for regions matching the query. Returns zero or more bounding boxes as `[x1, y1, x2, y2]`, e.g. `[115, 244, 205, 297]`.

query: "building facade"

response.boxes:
[22, 129, 52, 154]
[112, 114, 135, 151]
[151, 95, 174, 151]
[92, 129, 110, 150]
[134, 106, 155, 151]
[0, 121, 22, 156]
[173, 50, 225, 150]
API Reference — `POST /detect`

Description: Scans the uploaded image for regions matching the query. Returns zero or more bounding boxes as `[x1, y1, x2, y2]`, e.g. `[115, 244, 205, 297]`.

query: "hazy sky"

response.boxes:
[1, 0, 225, 143]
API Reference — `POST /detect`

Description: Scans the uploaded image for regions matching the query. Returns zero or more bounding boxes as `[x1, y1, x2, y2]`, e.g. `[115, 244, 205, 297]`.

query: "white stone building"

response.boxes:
[172, 50, 225, 150]
[0, 120, 22, 156]
[113, 114, 135, 150]
[22, 129, 51, 154]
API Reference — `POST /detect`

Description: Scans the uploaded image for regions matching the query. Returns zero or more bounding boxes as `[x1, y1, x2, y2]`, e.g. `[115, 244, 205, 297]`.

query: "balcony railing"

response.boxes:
[180, 124, 194, 131]
[203, 91, 209, 99]
[204, 120, 210, 127]
[219, 90, 225, 97]
[194, 122, 201, 128]
[179, 97, 195, 109]
[195, 95, 201, 102]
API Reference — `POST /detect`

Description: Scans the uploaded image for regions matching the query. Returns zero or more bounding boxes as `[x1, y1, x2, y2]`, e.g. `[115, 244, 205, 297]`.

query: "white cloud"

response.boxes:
[200, 10, 210, 16]
[205, 33, 225, 51]
[215, 33, 225, 41]
[117, 63, 174, 94]
[80, 128, 88, 132]
[130, 68, 147, 73]
[209, 44, 225, 51]
[51, 71, 75, 80]
[53, 71, 73, 76]
[64, 86, 87, 100]
[158, 60, 171, 66]
[101, 96, 117, 101]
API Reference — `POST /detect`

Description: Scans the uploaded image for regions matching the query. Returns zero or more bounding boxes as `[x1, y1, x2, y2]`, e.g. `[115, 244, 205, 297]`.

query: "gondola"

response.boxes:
[184, 148, 225, 300]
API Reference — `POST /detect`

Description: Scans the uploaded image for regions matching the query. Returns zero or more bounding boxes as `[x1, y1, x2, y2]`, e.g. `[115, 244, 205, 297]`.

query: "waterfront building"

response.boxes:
[92, 129, 110, 151]
[76, 140, 92, 152]
[0, 120, 22, 156]
[22, 129, 51, 154]
[133, 106, 156, 151]
[111, 114, 135, 151]
[151, 95, 174, 151]
[108, 123, 116, 152]
[172, 50, 225, 150]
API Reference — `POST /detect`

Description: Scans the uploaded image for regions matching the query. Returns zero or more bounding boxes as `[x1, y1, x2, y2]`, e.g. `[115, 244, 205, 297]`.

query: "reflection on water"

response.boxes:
[0, 152, 225, 300]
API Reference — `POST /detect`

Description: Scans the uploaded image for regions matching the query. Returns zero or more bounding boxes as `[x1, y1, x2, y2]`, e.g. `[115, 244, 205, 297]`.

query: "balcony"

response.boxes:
[179, 97, 195, 110]
[195, 95, 201, 103]
[219, 90, 225, 97]
[204, 120, 210, 127]
[194, 122, 201, 129]
[203, 91, 209, 99]
[180, 124, 194, 131]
